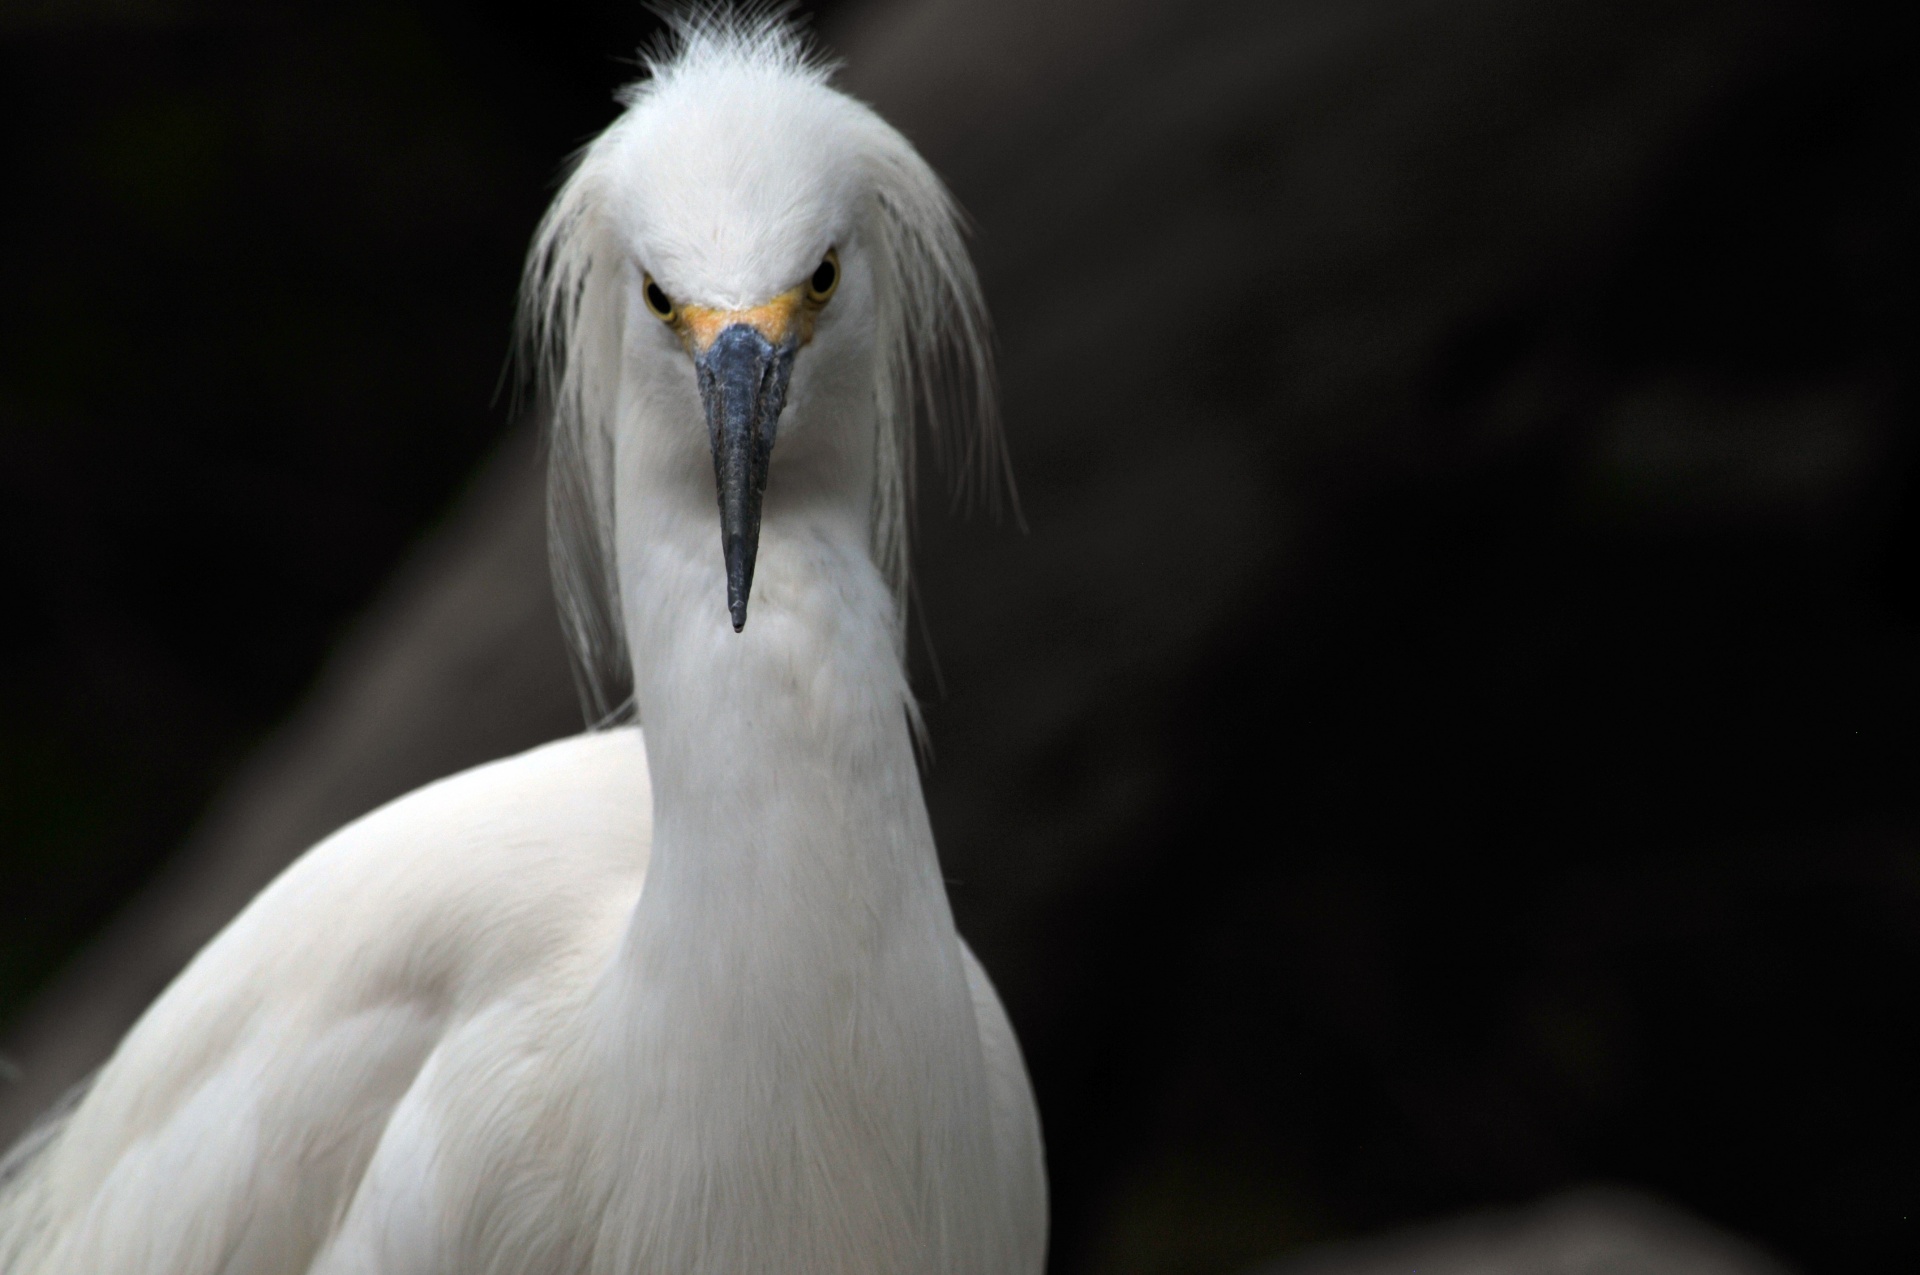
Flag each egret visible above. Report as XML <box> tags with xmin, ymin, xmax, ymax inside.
<box><xmin>0</xmin><ymin>14</ymin><xmax>1045</xmax><ymax>1273</ymax></box>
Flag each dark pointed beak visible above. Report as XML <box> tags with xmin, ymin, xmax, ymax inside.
<box><xmin>695</xmin><ymin>324</ymin><xmax>796</xmax><ymax>631</ymax></box>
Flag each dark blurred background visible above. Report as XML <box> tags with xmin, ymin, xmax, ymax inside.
<box><xmin>1</xmin><ymin>1</ymin><xmax>1914</xmax><ymax>1272</ymax></box>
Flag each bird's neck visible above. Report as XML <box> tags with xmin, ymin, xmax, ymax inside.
<box><xmin>615</xmin><ymin>488</ymin><xmax>960</xmax><ymax>1003</ymax></box>
<box><xmin>588</xmin><ymin>468</ymin><xmax>1000</xmax><ymax>1273</ymax></box>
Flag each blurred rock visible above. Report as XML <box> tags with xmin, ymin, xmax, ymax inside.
<box><xmin>1250</xmin><ymin>1188</ymin><xmax>1793</xmax><ymax>1275</ymax></box>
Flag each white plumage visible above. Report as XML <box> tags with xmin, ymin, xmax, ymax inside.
<box><xmin>0</xmin><ymin>14</ymin><xmax>1045</xmax><ymax>1273</ymax></box>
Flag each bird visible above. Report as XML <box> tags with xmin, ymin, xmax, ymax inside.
<box><xmin>0</xmin><ymin>13</ymin><xmax>1046</xmax><ymax>1274</ymax></box>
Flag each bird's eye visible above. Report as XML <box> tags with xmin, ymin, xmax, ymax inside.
<box><xmin>643</xmin><ymin>274</ymin><xmax>675</xmax><ymax>322</ymax></box>
<box><xmin>807</xmin><ymin>250</ymin><xmax>839</xmax><ymax>303</ymax></box>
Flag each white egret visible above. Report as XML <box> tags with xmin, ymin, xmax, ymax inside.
<box><xmin>0</xmin><ymin>14</ymin><xmax>1045</xmax><ymax>1273</ymax></box>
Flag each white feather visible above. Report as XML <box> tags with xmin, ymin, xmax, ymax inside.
<box><xmin>0</xmin><ymin>13</ymin><xmax>1043</xmax><ymax>1273</ymax></box>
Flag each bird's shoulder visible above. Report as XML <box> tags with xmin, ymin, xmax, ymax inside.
<box><xmin>210</xmin><ymin>725</ymin><xmax>652</xmax><ymax>1012</ymax></box>
<box><xmin>64</xmin><ymin>729</ymin><xmax>651</xmax><ymax>1181</ymax></box>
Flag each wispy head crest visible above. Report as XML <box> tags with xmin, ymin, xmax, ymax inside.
<box><xmin>624</xmin><ymin>3</ymin><xmax>835</xmax><ymax>105</ymax></box>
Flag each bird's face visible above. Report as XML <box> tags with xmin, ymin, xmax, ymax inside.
<box><xmin>606</xmin><ymin>70</ymin><xmax>880</xmax><ymax>632</ymax></box>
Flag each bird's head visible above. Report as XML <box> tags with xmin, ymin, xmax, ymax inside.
<box><xmin>601</xmin><ymin>55</ymin><xmax>878</xmax><ymax>637</ymax></box>
<box><xmin>521</xmin><ymin>14</ymin><xmax>1000</xmax><ymax>720</ymax></box>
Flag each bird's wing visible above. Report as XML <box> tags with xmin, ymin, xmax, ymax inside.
<box><xmin>961</xmin><ymin>942</ymin><xmax>1048</xmax><ymax>1274</ymax></box>
<box><xmin>0</xmin><ymin>729</ymin><xmax>650</xmax><ymax>1275</ymax></box>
